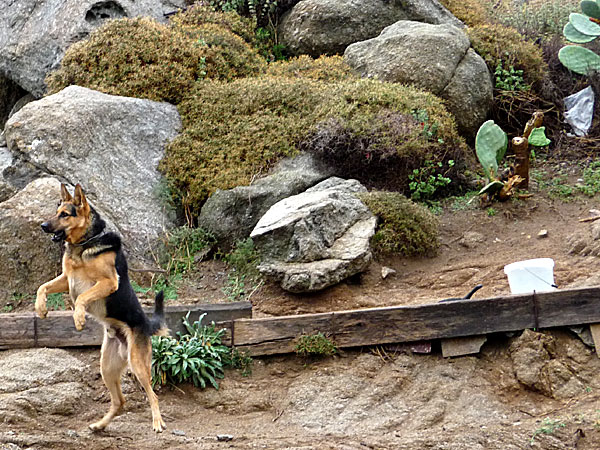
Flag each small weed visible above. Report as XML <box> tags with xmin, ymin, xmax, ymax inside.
<box><xmin>494</xmin><ymin>62</ymin><xmax>528</xmax><ymax>91</ymax></box>
<box><xmin>486</xmin><ymin>207</ymin><xmax>497</xmax><ymax>217</ymax></box>
<box><xmin>410</xmin><ymin>109</ymin><xmax>444</xmax><ymax>143</ymax></box>
<box><xmin>152</xmin><ymin>274</ymin><xmax>181</xmax><ymax>301</ymax></box>
<box><xmin>131</xmin><ymin>280</ymin><xmax>151</xmax><ymax>295</ymax></box>
<box><xmin>161</xmin><ymin>226</ymin><xmax>216</xmax><ymax>277</ymax></box>
<box><xmin>530</xmin><ymin>417</ymin><xmax>566</xmax><ymax>444</ymax></box>
<box><xmin>448</xmin><ymin>190</ymin><xmax>479</xmax><ymax>212</ymax></box>
<box><xmin>408</xmin><ymin>160</ymin><xmax>454</xmax><ymax>202</ymax></box>
<box><xmin>578</xmin><ymin>161</ymin><xmax>600</xmax><ymax>197</ymax></box>
<box><xmin>47</xmin><ymin>293</ymin><xmax>66</xmax><ymax>310</ymax></box>
<box><xmin>221</xmin><ymin>239</ymin><xmax>262</xmax><ymax>301</ymax></box>
<box><xmin>533</xmin><ymin>169</ymin><xmax>574</xmax><ymax>201</ymax></box>
<box><xmin>295</xmin><ymin>332</ymin><xmax>338</xmax><ymax>357</ymax></box>
<box><xmin>228</xmin><ymin>348</ymin><xmax>253</xmax><ymax>377</ymax></box>
<box><xmin>3</xmin><ymin>293</ymin><xmax>31</xmax><ymax>312</ymax></box>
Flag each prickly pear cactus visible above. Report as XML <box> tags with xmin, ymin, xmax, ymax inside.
<box><xmin>561</xmin><ymin>3</ymin><xmax>600</xmax><ymax>73</ymax></box>
<box><xmin>475</xmin><ymin>120</ymin><xmax>507</xmax><ymax>181</ymax></box>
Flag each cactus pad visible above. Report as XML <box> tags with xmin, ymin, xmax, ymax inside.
<box><xmin>564</xmin><ymin>22</ymin><xmax>597</xmax><ymax>43</ymax></box>
<box><xmin>559</xmin><ymin>45</ymin><xmax>600</xmax><ymax>74</ymax></box>
<box><xmin>570</xmin><ymin>12</ymin><xmax>600</xmax><ymax>36</ymax></box>
<box><xmin>475</xmin><ymin>120</ymin><xmax>507</xmax><ymax>181</ymax></box>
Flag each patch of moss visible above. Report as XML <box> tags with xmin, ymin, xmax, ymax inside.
<box><xmin>467</xmin><ymin>24</ymin><xmax>547</xmax><ymax>88</ymax></box>
<box><xmin>438</xmin><ymin>0</ymin><xmax>490</xmax><ymax>27</ymax></box>
<box><xmin>46</xmin><ymin>14</ymin><xmax>264</xmax><ymax>103</ymax></box>
<box><xmin>266</xmin><ymin>55</ymin><xmax>357</xmax><ymax>82</ymax></box>
<box><xmin>160</xmin><ymin>77</ymin><xmax>468</xmax><ymax>215</ymax></box>
<box><xmin>358</xmin><ymin>191</ymin><xmax>439</xmax><ymax>256</ymax></box>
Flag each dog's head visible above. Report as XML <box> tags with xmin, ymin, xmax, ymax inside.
<box><xmin>41</xmin><ymin>183</ymin><xmax>91</xmax><ymax>243</ymax></box>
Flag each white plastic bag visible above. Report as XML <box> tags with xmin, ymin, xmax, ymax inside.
<box><xmin>564</xmin><ymin>86</ymin><xmax>595</xmax><ymax>137</ymax></box>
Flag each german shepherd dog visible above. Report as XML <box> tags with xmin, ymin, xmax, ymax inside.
<box><xmin>35</xmin><ymin>183</ymin><xmax>167</xmax><ymax>432</ymax></box>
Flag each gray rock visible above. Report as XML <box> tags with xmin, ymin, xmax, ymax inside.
<box><xmin>0</xmin><ymin>0</ymin><xmax>187</xmax><ymax>97</ymax></box>
<box><xmin>251</xmin><ymin>177</ymin><xmax>376</xmax><ymax>292</ymax></box>
<box><xmin>0</xmin><ymin>145</ymin><xmax>16</xmax><ymax>202</ymax></box>
<box><xmin>344</xmin><ymin>21</ymin><xmax>493</xmax><ymax>137</ymax></box>
<box><xmin>279</xmin><ymin>0</ymin><xmax>462</xmax><ymax>57</ymax></box>
<box><xmin>198</xmin><ymin>154</ymin><xmax>331</xmax><ymax>250</ymax></box>
<box><xmin>4</xmin><ymin>86</ymin><xmax>181</xmax><ymax>255</ymax></box>
<box><xmin>0</xmin><ymin>349</ymin><xmax>89</xmax><ymax>423</ymax></box>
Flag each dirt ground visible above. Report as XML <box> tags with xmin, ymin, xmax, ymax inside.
<box><xmin>5</xmin><ymin>159</ymin><xmax>600</xmax><ymax>449</ymax></box>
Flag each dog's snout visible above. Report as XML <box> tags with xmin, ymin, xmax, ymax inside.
<box><xmin>41</xmin><ymin>222</ymin><xmax>51</xmax><ymax>233</ymax></box>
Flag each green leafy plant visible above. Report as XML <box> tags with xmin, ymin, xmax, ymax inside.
<box><xmin>486</xmin><ymin>207</ymin><xmax>497</xmax><ymax>217</ymax></box>
<box><xmin>528</xmin><ymin>127</ymin><xmax>551</xmax><ymax>147</ymax></box>
<box><xmin>559</xmin><ymin>2</ymin><xmax>600</xmax><ymax>74</ymax></box>
<box><xmin>578</xmin><ymin>161</ymin><xmax>600</xmax><ymax>196</ymax></box>
<box><xmin>295</xmin><ymin>332</ymin><xmax>338</xmax><ymax>357</ymax></box>
<box><xmin>161</xmin><ymin>226</ymin><xmax>216</xmax><ymax>276</ymax></box>
<box><xmin>228</xmin><ymin>348</ymin><xmax>253</xmax><ymax>376</ymax></box>
<box><xmin>411</xmin><ymin>109</ymin><xmax>444</xmax><ymax>143</ymax></box>
<box><xmin>221</xmin><ymin>238</ymin><xmax>263</xmax><ymax>301</ymax></box>
<box><xmin>47</xmin><ymin>293</ymin><xmax>66</xmax><ymax>310</ymax></box>
<box><xmin>151</xmin><ymin>313</ymin><xmax>230</xmax><ymax>389</ymax></box>
<box><xmin>494</xmin><ymin>62</ymin><xmax>528</xmax><ymax>91</ymax></box>
<box><xmin>152</xmin><ymin>274</ymin><xmax>181</xmax><ymax>301</ymax></box>
<box><xmin>408</xmin><ymin>160</ymin><xmax>454</xmax><ymax>202</ymax></box>
<box><xmin>530</xmin><ymin>417</ymin><xmax>566</xmax><ymax>444</ymax></box>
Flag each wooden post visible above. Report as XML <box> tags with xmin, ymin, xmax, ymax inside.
<box><xmin>589</xmin><ymin>324</ymin><xmax>600</xmax><ymax>358</ymax></box>
<box><xmin>513</xmin><ymin>136</ymin><xmax>529</xmax><ymax>189</ymax></box>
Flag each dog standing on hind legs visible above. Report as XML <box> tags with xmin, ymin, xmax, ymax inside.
<box><xmin>35</xmin><ymin>183</ymin><xmax>167</xmax><ymax>432</ymax></box>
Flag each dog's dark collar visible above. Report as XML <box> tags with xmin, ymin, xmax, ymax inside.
<box><xmin>71</xmin><ymin>230</ymin><xmax>107</xmax><ymax>247</ymax></box>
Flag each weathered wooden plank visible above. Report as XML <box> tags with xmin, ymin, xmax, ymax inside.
<box><xmin>589</xmin><ymin>324</ymin><xmax>600</xmax><ymax>358</ymax></box>
<box><xmin>233</xmin><ymin>287</ymin><xmax>600</xmax><ymax>356</ymax></box>
<box><xmin>0</xmin><ymin>302</ymin><xmax>251</xmax><ymax>349</ymax></box>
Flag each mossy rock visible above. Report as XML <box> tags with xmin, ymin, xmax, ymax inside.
<box><xmin>160</xmin><ymin>76</ymin><xmax>468</xmax><ymax>215</ymax></box>
<box><xmin>46</xmin><ymin>14</ymin><xmax>264</xmax><ymax>104</ymax></box>
<box><xmin>358</xmin><ymin>191</ymin><xmax>439</xmax><ymax>256</ymax></box>
<box><xmin>266</xmin><ymin>55</ymin><xmax>358</xmax><ymax>82</ymax></box>
<box><xmin>467</xmin><ymin>23</ymin><xmax>547</xmax><ymax>87</ymax></box>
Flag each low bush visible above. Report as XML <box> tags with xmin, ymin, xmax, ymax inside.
<box><xmin>266</xmin><ymin>55</ymin><xmax>357</xmax><ymax>82</ymax></box>
<box><xmin>160</xmin><ymin>77</ymin><xmax>468</xmax><ymax>215</ymax></box>
<box><xmin>152</xmin><ymin>313</ymin><xmax>231</xmax><ymax>389</ymax></box>
<box><xmin>438</xmin><ymin>0</ymin><xmax>489</xmax><ymax>27</ymax></box>
<box><xmin>295</xmin><ymin>333</ymin><xmax>338</xmax><ymax>357</ymax></box>
<box><xmin>46</xmin><ymin>13</ymin><xmax>265</xmax><ymax>103</ymax></box>
<box><xmin>467</xmin><ymin>24</ymin><xmax>547</xmax><ymax>89</ymax></box>
<box><xmin>358</xmin><ymin>191</ymin><xmax>439</xmax><ymax>256</ymax></box>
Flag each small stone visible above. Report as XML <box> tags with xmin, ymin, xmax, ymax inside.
<box><xmin>217</xmin><ymin>434</ymin><xmax>234</xmax><ymax>442</ymax></box>
<box><xmin>538</xmin><ymin>229</ymin><xmax>548</xmax><ymax>238</ymax></box>
<box><xmin>66</xmin><ymin>430</ymin><xmax>79</xmax><ymax>438</ymax></box>
<box><xmin>590</xmin><ymin>209</ymin><xmax>600</xmax><ymax>217</ymax></box>
<box><xmin>381</xmin><ymin>266</ymin><xmax>396</xmax><ymax>279</ymax></box>
<box><xmin>172</xmin><ymin>429</ymin><xmax>186</xmax><ymax>436</ymax></box>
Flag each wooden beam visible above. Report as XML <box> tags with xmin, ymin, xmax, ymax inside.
<box><xmin>0</xmin><ymin>302</ymin><xmax>251</xmax><ymax>350</ymax></box>
<box><xmin>233</xmin><ymin>287</ymin><xmax>600</xmax><ymax>355</ymax></box>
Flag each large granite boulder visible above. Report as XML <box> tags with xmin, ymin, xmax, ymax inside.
<box><xmin>4</xmin><ymin>86</ymin><xmax>181</xmax><ymax>254</ymax></box>
<box><xmin>251</xmin><ymin>178</ymin><xmax>376</xmax><ymax>293</ymax></box>
<box><xmin>0</xmin><ymin>145</ymin><xmax>16</xmax><ymax>202</ymax></box>
<box><xmin>198</xmin><ymin>154</ymin><xmax>332</xmax><ymax>250</ymax></box>
<box><xmin>278</xmin><ymin>0</ymin><xmax>462</xmax><ymax>57</ymax></box>
<box><xmin>344</xmin><ymin>21</ymin><xmax>492</xmax><ymax>137</ymax></box>
<box><xmin>0</xmin><ymin>0</ymin><xmax>186</xmax><ymax>97</ymax></box>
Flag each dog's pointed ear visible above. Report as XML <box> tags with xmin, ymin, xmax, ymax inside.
<box><xmin>60</xmin><ymin>183</ymin><xmax>73</xmax><ymax>202</ymax></box>
<box><xmin>73</xmin><ymin>184</ymin><xmax>88</xmax><ymax>208</ymax></box>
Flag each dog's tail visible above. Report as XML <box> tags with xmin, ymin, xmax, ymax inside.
<box><xmin>147</xmin><ymin>290</ymin><xmax>169</xmax><ymax>336</ymax></box>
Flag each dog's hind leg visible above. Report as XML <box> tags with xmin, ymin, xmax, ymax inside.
<box><xmin>89</xmin><ymin>328</ymin><xmax>127</xmax><ymax>432</ymax></box>
<box><xmin>129</xmin><ymin>331</ymin><xmax>165</xmax><ymax>433</ymax></box>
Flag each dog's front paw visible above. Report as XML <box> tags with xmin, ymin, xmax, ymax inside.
<box><xmin>73</xmin><ymin>307</ymin><xmax>86</xmax><ymax>331</ymax></box>
<box><xmin>35</xmin><ymin>291</ymin><xmax>48</xmax><ymax>319</ymax></box>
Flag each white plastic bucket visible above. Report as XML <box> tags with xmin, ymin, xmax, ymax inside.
<box><xmin>503</xmin><ymin>258</ymin><xmax>556</xmax><ymax>294</ymax></box>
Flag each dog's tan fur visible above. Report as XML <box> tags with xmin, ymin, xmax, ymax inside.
<box><xmin>35</xmin><ymin>184</ymin><xmax>166</xmax><ymax>432</ymax></box>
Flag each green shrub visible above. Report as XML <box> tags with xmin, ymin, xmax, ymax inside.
<box><xmin>46</xmin><ymin>14</ymin><xmax>265</xmax><ymax>103</ymax></box>
<box><xmin>160</xmin><ymin>226</ymin><xmax>216</xmax><ymax>276</ymax></box>
<box><xmin>295</xmin><ymin>333</ymin><xmax>338</xmax><ymax>357</ymax></box>
<box><xmin>151</xmin><ymin>313</ymin><xmax>230</xmax><ymax>388</ymax></box>
<box><xmin>438</xmin><ymin>0</ymin><xmax>489</xmax><ymax>27</ymax></box>
<box><xmin>221</xmin><ymin>238</ymin><xmax>262</xmax><ymax>301</ymax></box>
<box><xmin>160</xmin><ymin>77</ymin><xmax>468</xmax><ymax>214</ymax></box>
<box><xmin>169</xmin><ymin>3</ymin><xmax>257</xmax><ymax>45</ymax></box>
<box><xmin>358</xmin><ymin>191</ymin><xmax>439</xmax><ymax>256</ymax></box>
<box><xmin>46</xmin><ymin>17</ymin><xmax>207</xmax><ymax>104</ymax></box>
<box><xmin>266</xmin><ymin>55</ymin><xmax>357</xmax><ymax>82</ymax></box>
<box><xmin>467</xmin><ymin>24</ymin><xmax>547</xmax><ymax>89</ymax></box>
